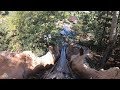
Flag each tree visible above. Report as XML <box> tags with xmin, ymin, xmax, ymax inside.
<box><xmin>98</xmin><ymin>11</ymin><xmax>119</xmax><ymax>69</ymax></box>
<box><xmin>109</xmin><ymin>11</ymin><xmax>119</xmax><ymax>41</ymax></box>
<box><xmin>1</xmin><ymin>11</ymin><xmax>76</xmax><ymax>55</ymax></box>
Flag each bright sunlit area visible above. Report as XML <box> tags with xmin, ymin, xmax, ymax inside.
<box><xmin>0</xmin><ymin>11</ymin><xmax>120</xmax><ymax>79</ymax></box>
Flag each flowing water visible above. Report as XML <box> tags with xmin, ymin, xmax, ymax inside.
<box><xmin>43</xmin><ymin>44</ymin><xmax>78</xmax><ymax>79</ymax></box>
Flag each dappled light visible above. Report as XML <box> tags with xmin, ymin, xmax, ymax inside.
<box><xmin>0</xmin><ymin>44</ymin><xmax>59</xmax><ymax>79</ymax></box>
<box><xmin>0</xmin><ymin>11</ymin><xmax>120</xmax><ymax>79</ymax></box>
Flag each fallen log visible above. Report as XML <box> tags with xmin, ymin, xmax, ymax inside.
<box><xmin>69</xmin><ymin>44</ymin><xmax>120</xmax><ymax>79</ymax></box>
<box><xmin>43</xmin><ymin>45</ymin><xmax>76</xmax><ymax>79</ymax></box>
<box><xmin>0</xmin><ymin>45</ymin><xmax>60</xmax><ymax>79</ymax></box>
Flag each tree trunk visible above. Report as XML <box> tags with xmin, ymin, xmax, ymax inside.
<box><xmin>109</xmin><ymin>11</ymin><xmax>119</xmax><ymax>41</ymax></box>
<box><xmin>98</xmin><ymin>11</ymin><xmax>119</xmax><ymax>69</ymax></box>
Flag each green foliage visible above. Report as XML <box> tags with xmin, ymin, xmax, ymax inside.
<box><xmin>0</xmin><ymin>11</ymin><xmax>75</xmax><ymax>55</ymax></box>
<box><xmin>0</xmin><ymin>11</ymin><xmax>119</xmax><ymax>56</ymax></box>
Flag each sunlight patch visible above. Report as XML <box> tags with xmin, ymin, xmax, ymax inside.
<box><xmin>1</xmin><ymin>73</ymin><xmax>8</xmax><ymax>79</ymax></box>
